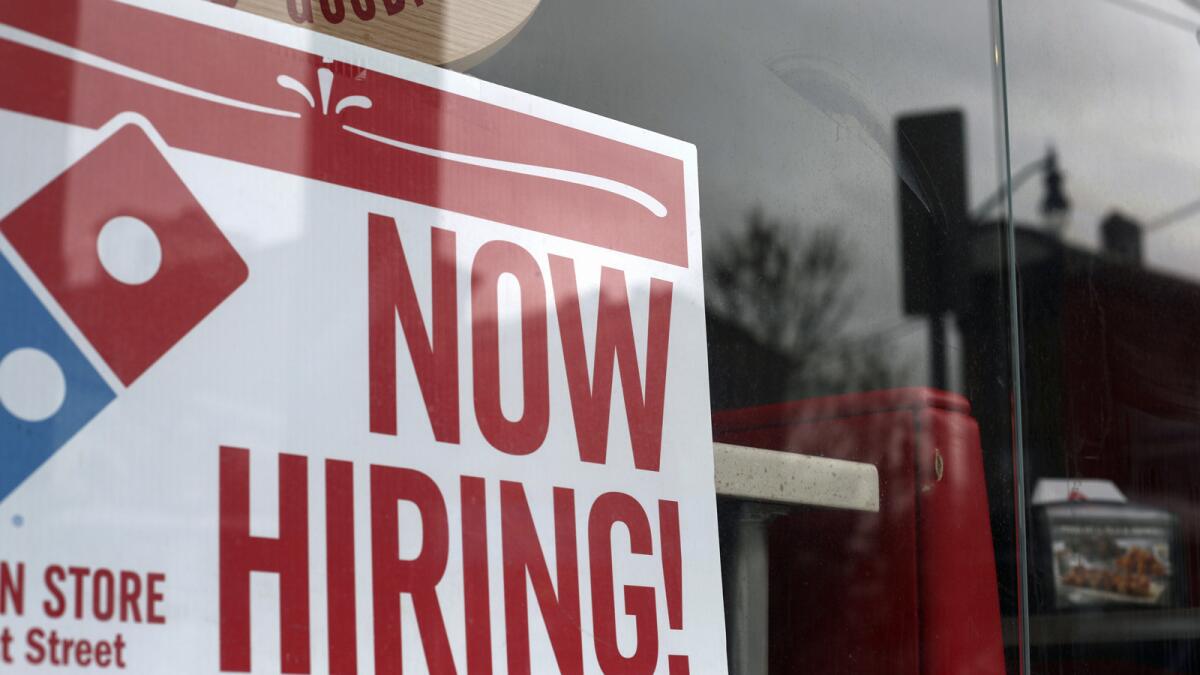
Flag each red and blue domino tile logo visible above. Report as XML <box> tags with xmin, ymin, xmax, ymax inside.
<box><xmin>0</xmin><ymin>121</ymin><xmax>248</xmax><ymax>503</ymax></box>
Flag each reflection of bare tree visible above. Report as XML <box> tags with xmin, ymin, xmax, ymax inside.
<box><xmin>707</xmin><ymin>208</ymin><xmax>909</xmax><ymax>400</ymax></box>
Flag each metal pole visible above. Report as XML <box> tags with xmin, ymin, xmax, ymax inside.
<box><xmin>726</xmin><ymin>502</ymin><xmax>786</xmax><ymax>675</ymax></box>
<box><xmin>929</xmin><ymin>311</ymin><xmax>948</xmax><ymax>390</ymax></box>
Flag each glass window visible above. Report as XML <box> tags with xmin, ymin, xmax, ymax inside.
<box><xmin>20</xmin><ymin>0</ymin><xmax>1200</xmax><ymax>673</ymax></box>
<box><xmin>1005</xmin><ymin>1</ymin><xmax>1200</xmax><ymax>672</ymax></box>
<box><xmin>474</xmin><ymin>1</ymin><xmax>1021</xmax><ymax>673</ymax></box>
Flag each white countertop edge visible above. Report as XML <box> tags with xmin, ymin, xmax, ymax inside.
<box><xmin>713</xmin><ymin>442</ymin><xmax>880</xmax><ymax>512</ymax></box>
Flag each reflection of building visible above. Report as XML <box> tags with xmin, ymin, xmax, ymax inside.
<box><xmin>960</xmin><ymin>222</ymin><xmax>1200</xmax><ymax>671</ymax></box>
<box><xmin>894</xmin><ymin>107</ymin><xmax>1200</xmax><ymax>670</ymax></box>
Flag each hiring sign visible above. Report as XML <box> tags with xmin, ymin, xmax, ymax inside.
<box><xmin>0</xmin><ymin>1</ymin><xmax>725</xmax><ymax>673</ymax></box>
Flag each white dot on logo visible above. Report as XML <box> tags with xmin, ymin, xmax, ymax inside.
<box><xmin>0</xmin><ymin>348</ymin><xmax>67</xmax><ymax>422</ymax></box>
<box><xmin>97</xmin><ymin>216</ymin><xmax>162</xmax><ymax>285</ymax></box>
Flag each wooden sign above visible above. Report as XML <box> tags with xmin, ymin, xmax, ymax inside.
<box><xmin>214</xmin><ymin>0</ymin><xmax>540</xmax><ymax>70</ymax></box>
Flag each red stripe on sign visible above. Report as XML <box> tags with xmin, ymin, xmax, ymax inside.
<box><xmin>0</xmin><ymin>1</ymin><xmax>689</xmax><ymax>267</ymax></box>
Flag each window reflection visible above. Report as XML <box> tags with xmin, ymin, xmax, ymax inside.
<box><xmin>1006</xmin><ymin>0</ymin><xmax>1200</xmax><ymax>672</ymax></box>
<box><xmin>475</xmin><ymin>0</ymin><xmax>1019</xmax><ymax>673</ymax></box>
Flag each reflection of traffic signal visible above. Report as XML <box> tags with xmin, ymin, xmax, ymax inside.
<box><xmin>896</xmin><ymin>110</ymin><xmax>967</xmax><ymax>317</ymax></box>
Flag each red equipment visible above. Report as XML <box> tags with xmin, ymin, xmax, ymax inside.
<box><xmin>713</xmin><ymin>388</ymin><xmax>1006</xmax><ymax>675</ymax></box>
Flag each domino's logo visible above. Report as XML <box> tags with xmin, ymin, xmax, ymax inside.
<box><xmin>0</xmin><ymin>120</ymin><xmax>248</xmax><ymax>503</ymax></box>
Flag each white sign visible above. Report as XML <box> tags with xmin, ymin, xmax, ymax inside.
<box><xmin>0</xmin><ymin>2</ymin><xmax>726</xmax><ymax>673</ymax></box>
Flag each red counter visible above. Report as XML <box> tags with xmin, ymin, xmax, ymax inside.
<box><xmin>713</xmin><ymin>388</ymin><xmax>1006</xmax><ymax>675</ymax></box>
